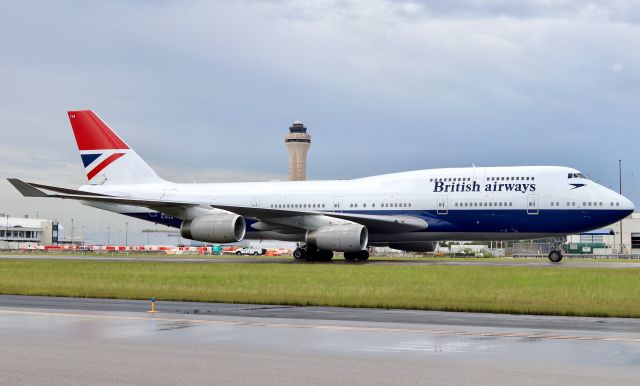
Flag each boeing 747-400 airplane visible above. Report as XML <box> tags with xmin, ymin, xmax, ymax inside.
<box><xmin>9</xmin><ymin>110</ymin><xmax>635</xmax><ymax>262</ymax></box>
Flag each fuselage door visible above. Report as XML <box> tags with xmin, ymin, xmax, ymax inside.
<box><xmin>333</xmin><ymin>196</ymin><xmax>343</xmax><ymax>212</ymax></box>
<box><xmin>527</xmin><ymin>194</ymin><xmax>539</xmax><ymax>215</ymax></box>
<box><xmin>437</xmin><ymin>195</ymin><xmax>448</xmax><ymax>215</ymax></box>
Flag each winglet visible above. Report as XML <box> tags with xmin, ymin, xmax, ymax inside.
<box><xmin>7</xmin><ymin>178</ymin><xmax>49</xmax><ymax>197</ymax></box>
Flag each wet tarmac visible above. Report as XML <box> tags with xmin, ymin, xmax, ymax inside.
<box><xmin>1</xmin><ymin>296</ymin><xmax>639</xmax><ymax>385</ymax></box>
<box><xmin>3</xmin><ymin>254</ymin><xmax>640</xmax><ymax>268</ymax></box>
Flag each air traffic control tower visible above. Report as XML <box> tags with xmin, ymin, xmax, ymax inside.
<box><xmin>285</xmin><ymin>121</ymin><xmax>311</xmax><ymax>181</ymax></box>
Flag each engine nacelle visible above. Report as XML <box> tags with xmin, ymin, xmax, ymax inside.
<box><xmin>388</xmin><ymin>242</ymin><xmax>436</xmax><ymax>252</ymax></box>
<box><xmin>306</xmin><ymin>224</ymin><xmax>368</xmax><ymax>252</ymax></box>
<box><xmin>180</xmin><ymin>214</ymin><xmax>246</xmax><ymax>243</ymax></box>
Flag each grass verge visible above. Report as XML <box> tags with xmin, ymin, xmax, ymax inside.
<box><xmin>1</xmin><ymin>259</ymin><xmax>640</xmax><ymax>317</ymax></box>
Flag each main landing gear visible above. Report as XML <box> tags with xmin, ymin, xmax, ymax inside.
<box><xmin>293</xmin><ymin>245</ymin><xmax>334</xmax><ymax>261</ymax></box>
<box><xmin>343</xmin><ymin>250</ymin><xmax>369</xmax><ymax>261</ymax></box>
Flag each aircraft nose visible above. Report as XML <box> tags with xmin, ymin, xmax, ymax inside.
<box><xmin>620</xmin><ymin>195</ymin><xmax>635</xmax><ymax>212</ymax></box>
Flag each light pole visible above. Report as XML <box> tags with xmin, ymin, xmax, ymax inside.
<box><xmin>71</xmin><ymin>218</ymin><xmax>74</xmax><ymax>248</ymax></box>
<box><xmin>125</xmin><ymin>222</ymin><xmax>129</xmax><ymax>247</ymax></box>
<box><xmin>619</xmin><ymin>160</ymin><xmax>624</xmax><ymax>254</ymax></box>
<box><xmin>107</xmin><ymin>226</ymin><xmax>111</xmax><ymax>246</ymax></box>
<box><xmin>5</xmin><ymin>214</ymin><xmax>9</xmax><ymax>248</ymax></box>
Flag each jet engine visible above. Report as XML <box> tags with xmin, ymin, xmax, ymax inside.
<box><xmin>306</xmin><ymin>224</ymin><xmax>368</xmax><ymax>252</ymax></box>
<box><xmin>180</xmin><ymin>213</ymin><xmax>246</xmax><ymax>243</ymax></box>
<box><xmin>388</xmin><ymin>242</ymin><xmax>436</xmax><ymax>252</ymax></box>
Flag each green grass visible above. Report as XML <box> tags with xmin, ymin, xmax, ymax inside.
<box><xmin>1</xmin><ymin>259</ymin><xmax>640</xmax><ymax>317</ymax></box>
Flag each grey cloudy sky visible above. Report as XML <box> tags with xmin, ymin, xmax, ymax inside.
<box><xmin>1</xmin><ymin>0</ymin><xmax>639</xmax><ymax>239</ymax></box>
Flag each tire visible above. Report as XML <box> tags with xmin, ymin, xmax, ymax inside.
<box><xmin>317</xmin><ymin>250</ymin><xmax>334</xmax><ymax>261</ymax></box>
<box><xmin>548</xmin><ymin>250</ymin><xmax>563</xmax><ymax>263</ymax></box>
<box><xmin>253</xmin><ymin>252</ymin><xmax>258</xmax><ymax>256</ymax></box>
<box><xmin>343</xmin><ymin>252</ymin><xmax>357</xmax><ymax>261</ymax></box>
<box><xmin>293</xmin><ymin>248</ymin><xmax>305</xmax><ymax>260</ymax></box>
<box><xmin>235</xmin><ymin>251</ymin><xmax>242</xmax><ymax>255</ymax></box>
<box><xmin>356</xmin><ymin>250</ymin><xmax>369</xmax><ymax>261</ymax></box>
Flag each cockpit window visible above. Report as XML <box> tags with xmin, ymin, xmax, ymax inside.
<box><xmin>568</xmin><ymin>173</ymin><xmax>587</xmax><ymax>179</ymax></box>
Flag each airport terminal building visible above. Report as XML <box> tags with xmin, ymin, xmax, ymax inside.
<box><xmin>0</xmin><ymin>217</ymin><xmax>58</xmax><ymax>249</ymax></box>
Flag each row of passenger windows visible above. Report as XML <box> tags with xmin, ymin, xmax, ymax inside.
<box><xmin>269</xmin><ymin>201</ymin><xmax>622</xmax><ymax>210</ymax></box>
<box><xmin>270</xmin><ymin>203</ymin><xmax>326</xmax><ymax>209</ymax></box>
<box><xmin>269</xmin><ymin>202</ymin><xmax>414</xmax><ymax>210</ymax></box>
<box><xmin>549</xmin><ymin>201</ymin><xmax>621</xmax><ymax>207</ymax></box>
<box><xmin>375</xmin><ymin>203</ymin><xmax>411</xmax><ymax>208</ymax></box>
<box><xmin>431</xmin><ymin>177</ymin><xmax>472</xmax><ymax>182</ymax></box>
<box><xmin>455</xmin><ymin>202</ymin><xmax>513</xmax><ymax>207</ymax></box>
<box><xmin>430</xmin><ymin>176</ymin><xmax>535</xmax><ymax>182</ymax></box>
<box><xmin>487</xmin><ymin>176</ymin><xmax>534</xmax><ymax>181</ymax></box>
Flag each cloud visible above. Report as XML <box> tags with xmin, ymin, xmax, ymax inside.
<box><xmin>609</xmin><ymin>63</ymin><xmax>625</xmax><ymax>73</ymax></box>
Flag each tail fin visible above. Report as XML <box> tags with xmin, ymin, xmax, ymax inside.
<box><xmin>68</xmin><ymin>110</ymin><xmax>163</xmax><ymax>185</ymax></box>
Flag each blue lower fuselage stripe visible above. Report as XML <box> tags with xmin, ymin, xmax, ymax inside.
<box><xmin>123</xmin><ymin>208</ymin><xmax>631</xmax><ymax>235</ymax></box>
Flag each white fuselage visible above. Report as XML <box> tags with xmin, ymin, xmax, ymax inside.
<box><xmin>81</xmin><ymin>165</ymin><xmax>634</xmax><ymax>243</ymax></box>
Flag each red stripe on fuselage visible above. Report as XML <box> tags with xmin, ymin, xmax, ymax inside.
<box><xmin>87</xmin><ymin>153</ymin><xmax>125</xmax><ymax>180</ymax></box>
<box><xmin>68</xmin><ymin>110</ymin><xmax>129</xmax><ymax>150</ymax></box>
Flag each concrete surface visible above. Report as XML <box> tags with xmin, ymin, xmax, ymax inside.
<box><xmin>1</xmin><ymin>295</ymin><xmax>639</xmax><ymax>385</ymax></box>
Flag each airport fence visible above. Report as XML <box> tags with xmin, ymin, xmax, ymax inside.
<box><xmin>512</xmin><ymin>242</ymin><xmax>640</xmax><ymax>259</ymax></box>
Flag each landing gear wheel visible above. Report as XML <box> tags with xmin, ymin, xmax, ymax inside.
<box><xmin>343</xmin><ymin>252</ymin><xmax>357</xmax><ymax>261</ymax></box>
<box><xmin>344</xmin><ymin>251</ymin><xmax>369</xmax><ymax>261</ymax></box>
<box><xmin>293</xmin><ymin>248</ymin><xmax>306</xmax><ymax>260</ymax></box>
<box><xmin>305</xmin><ymin>248</ymin><xmax>319</xmax><ymax>260</ymax></box>
<box><xmin>317</xmin><ymin>250</ymin><xmax>334</xmax><ymax>261</ymax></box>
<box><xmin>548</xmin><ymin>250</ymin><xmax>563</xmax><ymax>263</ymax></box>
<box><xmin>356</xmin><ymin>250</ymin><xmax>369</xmax><ymax>261</ymax></box>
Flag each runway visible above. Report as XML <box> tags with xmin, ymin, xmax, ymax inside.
<box><xmin>3</xmin><ymin>254</ymin><xmax>640</xmax><ymax>268</ymax></box>
<box><xmin>1</xmin><ymin>295</ymin><xmax>639</xmax><ymax>385</ymax></box>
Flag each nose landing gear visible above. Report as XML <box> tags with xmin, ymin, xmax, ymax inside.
<box><xmin>548</xmin><ymin>237</ymin><xmax>566</xmax><ymax>263</ymax></box>
<box><xmin>548</xmin><ymin>250</ymin><xmax>563</xmax><ymax>263</ymax></box>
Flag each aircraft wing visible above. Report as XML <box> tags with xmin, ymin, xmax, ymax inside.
<box><xmin>7</xmin><ymin>178</ymin><xmax>427</xmax><ymax>233</ymax></box>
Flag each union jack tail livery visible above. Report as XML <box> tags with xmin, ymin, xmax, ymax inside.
<box><xmin>68</xmin><ymin>110</ymin><xmax>163</xmax><ymax>185</ymax></box>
